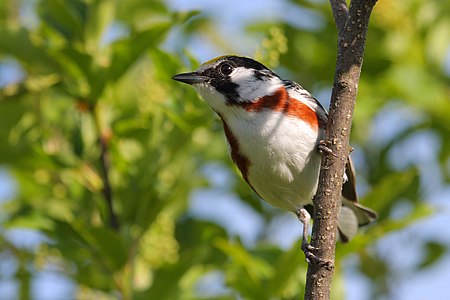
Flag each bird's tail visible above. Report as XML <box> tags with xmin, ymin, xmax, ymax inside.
<box><xmin>337</xmin><ymin>199</ymin><xmax>378</xmax><ymax>243</ymax></box>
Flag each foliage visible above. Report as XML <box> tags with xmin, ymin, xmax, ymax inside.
<box><xmin>0</xmin><ymin>0</ymin><xmax>449</xmax><ymax>299</ymax></box>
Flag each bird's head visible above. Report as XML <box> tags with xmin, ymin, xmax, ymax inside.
<box><xmin>172</xmin><ymin>55</ymin><xmax>284</xmax><ymax>112</ymax></box>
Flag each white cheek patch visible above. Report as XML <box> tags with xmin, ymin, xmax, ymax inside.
<box><xmin>231</xmin><ymin>67</ymin><xmax>282</xmax><ymax>102</ymax></box>
<box><xmin>231</xmin><ymin>67</ymin><xmax>255</xmax><ymax>82</ymax></box>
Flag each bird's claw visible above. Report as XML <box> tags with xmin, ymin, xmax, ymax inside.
<box><xmin>301</xmin><ymin>241</ymin><xmax>333</xmax><ymax>268</ymax></box>
<box><xmin>302</xmin><ymin>241</ymin><xmax>319</xmax><ymax>253</ymax></box>
<box><xmin>297</xmin><ymin>207</ymin><xmax>334</xmax><ymax>268</ymax></box>
<box><xmin>318</xmin><ymin>140</ymin><xmax>338</xmax><ymax>158</ymax></box>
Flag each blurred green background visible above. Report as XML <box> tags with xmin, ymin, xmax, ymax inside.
<box><xmin>0</xmin><ymin>0</ymin><xmax>449</xmax><ymax>299</ymax></box>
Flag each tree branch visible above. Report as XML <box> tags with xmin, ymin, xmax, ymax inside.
<box><xmin>329</xmin><ymin>0</ymin><xmax>349</xmax><ymax>31</ymax></box>
<box><xmin>304</xmin><ymin>1</ymin><xmax>377</xmax><ymax>299</ymax></box>
<box><xmin>93</xmin><ymin>105</ymin><xmax>119</xmax><ymax>231</ymax></box>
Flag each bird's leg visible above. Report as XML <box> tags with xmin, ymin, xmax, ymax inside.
<box><xmin>296</xmin><ymin>207</ymin><xmax>333</xmax><ymax>267</ymax></box>
<box><xmin>318</xmin><ymin>140</ymin><xmax>338</xmax><ymax>158</ymax></box>
<box><xmin>296</xmin><ymin>208</ymin><xmax>319</xmax><ymax>263</ymax></box>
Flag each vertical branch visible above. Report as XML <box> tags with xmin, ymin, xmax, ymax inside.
<box><xmin>304</xmin><ymin>1</ymin><xmax>377</xmax><ymax>299</ymax></box>
<box><xmin>93</xmin><ymin>104</ymin><xmax>119</xmax><ymax>230</ymax></box>
<box><xmin>329</xmin><ymin>0</ymin><xmax>349</xmax><ymax>31</ymax></box>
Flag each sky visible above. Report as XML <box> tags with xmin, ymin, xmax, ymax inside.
<box><xmin>0</xmin><ymin>0</ymin><xmax>449</xmax><ymax>299</ymax></box>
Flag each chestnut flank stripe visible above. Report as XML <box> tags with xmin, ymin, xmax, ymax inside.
<box><xmin>219</xmin><ymin>116</ymin><xmax>251</xmax><ymax>184</ymax></box>
<box><xmin>240</xmin><ymin>87</ymin><xmax>322</xmax><ymax>131</ymax></box>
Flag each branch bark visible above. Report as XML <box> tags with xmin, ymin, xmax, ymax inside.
<box><xmin>304</xmin><ymin>1</ymin><xmax>377</xmax><ymax>299</ymax></box>
<box><xmin>93</xmin><ymin>104</ymin><xmax>119</xmax><ymax>231</ymax></box>
<box><xmin>329</xmin><ymin>0</ymin><xmax>349</xmax><ymax>31</ymax></box>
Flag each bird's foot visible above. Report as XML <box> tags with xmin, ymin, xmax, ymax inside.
<box><xmin>318</xmin><ymin>140</ymin><xmax>338</xmax><ymax>158</ymax></box>
<box><xmin>301</xmin><ymin>239</ymin><xmax>320</xmax><ymax>263</ymax></box>
<box><xmin>296</xmin><ymin>207</ymin><xmax>334</xmax><ymax>268</ymax></box>
<box><xmin>301</xmin><ymin>240</ymin><xmax>333</xmax><ymax>268</ymax></box>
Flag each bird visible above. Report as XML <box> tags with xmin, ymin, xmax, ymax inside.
<box><xmin>172</xmin><ymin>55</ymin><xmax>377</xmax><ymax>261</ymax></box>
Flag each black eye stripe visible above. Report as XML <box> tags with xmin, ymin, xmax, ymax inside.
<box><xmin>216</xmin><ymin>81</ymin><xmax>240</xmax><ymax>104</ymax></box>
<box><xmin>196</xmin><ymin>55</ymin><xmax>278</xmax><ymax>104</ymax></box>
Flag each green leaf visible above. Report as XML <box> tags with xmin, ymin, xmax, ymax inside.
<box><xmin>38</xmin><ymin>0</ymin><xmax>87</xmax><ymax>42</ymax></box>
<box><xmin>3</xmin><ymin>212</ymin><xmax>53</xmax><ymax>230</ymax></box>
<box><xmin>266</xmin><ymin>241</ymin><xmax>306</xmax><ymax>297</ymax></box>
<box><xmin>86</xmin><ymin>227</ymin><xmax>129</xmax><ymax>271</ymax></box>
<box><xmin>0</xmin><ymin>28</ymin><xmax>59</xmax><ymax>71</ymax></box>
<box><xmin>48</xmin><ymin>220</ymin><xmax>128</xmax><ymax>272</ymax></box>
<box><xmin>418</xmin><ymin>241</ymin><xmax>447</xmax><ymax>269</ymax></box>
<box><xmin>361</xmin><ymin>168</ymin><xmax>420</xmax><ymax>215</ymax></box>
<box><xmin>337</xmin><ymin>203</ymin><xmax>434</xmax><ymax>257</ymax></box>
<box><xmin>84</xmin><ymin>0</ymin><xmax>116</xmax><ymax>51</ymax></box>
<box><xmin>106</xmin><ymin>22</ymin><xmax>171</xmax><ymax>84</ymax></box>
<box><xmin>214</xmin><ymin>238</ymin><xmax>274</xmax><ymax>283</ymax></box>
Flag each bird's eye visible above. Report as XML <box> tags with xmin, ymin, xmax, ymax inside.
<box><xmin>220</xmin><ymin>63</ymin><xmax>234</xmax><ymax>75</ymax></box>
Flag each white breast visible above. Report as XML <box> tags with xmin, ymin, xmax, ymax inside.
<box><xmin>224</xmin><ymin>107</ymin><xmax>323</xmax><ymax>212</ymax></box>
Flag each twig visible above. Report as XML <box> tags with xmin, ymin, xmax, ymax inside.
<box><xmin>304</xmin><ymin>1</ymin><xmax>377</xmax><ymax>299</ymax></box>
<box><xmin>93</xmin><ymin>104</ymin><xmax>119</xmax><ymax>230</ymax></box>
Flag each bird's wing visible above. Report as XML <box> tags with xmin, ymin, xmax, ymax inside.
<box><xmin>283</xmin><ymin>80</ymin><xmax>328</xmax><ymax>127</ymax></box>
<box><xmin>342</xmin><ymin>157</ymin><xmax>378</xmax><ymax>225</ymax></box>
<box><xmin>342</xmin><ymin>157</ymin><xmax>358</xmax><ymax>202</ymax></box>
<box><xmin>283</xmin><ymin>79</ymin><xmax>377</xmax><ymax>225</ymax></box>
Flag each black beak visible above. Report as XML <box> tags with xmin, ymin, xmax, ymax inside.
<box><xmin>172</xmin><ymin>72</ymin><xmax>208</xmax><ymax>85</ymax></box>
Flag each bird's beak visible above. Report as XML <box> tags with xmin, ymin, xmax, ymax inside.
<box><xmin>172</xmin><ymin>72</ymin><xmax>208</xmax><ymax>85</ymax></box>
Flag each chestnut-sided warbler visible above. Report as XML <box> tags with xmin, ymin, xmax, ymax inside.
<box><xmin>173</xmin><ymin>55</ymin><xmax>376</xmax><ymax>256</ymax></box>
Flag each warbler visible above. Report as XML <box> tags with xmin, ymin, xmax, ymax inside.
<box><xmin>172</xmin><ymin>55</ymin><xmax>376</xmax><ymax>257</ymax></box>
